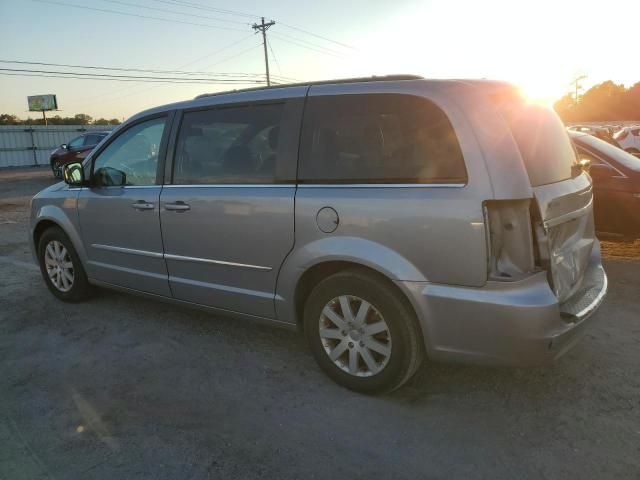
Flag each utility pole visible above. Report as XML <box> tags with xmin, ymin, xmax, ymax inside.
<box><xmin>252</xmin><ymin>17</ymin><xmax>275</xmax><ymax>86</ymax></box>
<box><xmin>571</xmin><ymin>74</ymin><xmax>587</xmax><ymax>106</ymax></box>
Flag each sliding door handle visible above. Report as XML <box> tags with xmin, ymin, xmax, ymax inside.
<box><xmin>131</xmin><ymin>201</ymin><xmax>155</xmax><ymax>210</ymax></box>
<box><xmin>164</xmin><ymin>201</ymin><xmax>190</xmax><ymax>212</ymax></box>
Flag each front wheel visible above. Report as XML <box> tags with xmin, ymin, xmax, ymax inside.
<box><xmin>304</xmin><ymin>269</ymin><xmax>424</xmax><ymax>394</ymax></box>
<box><xmin>37</xmin><ymin>227</ymin><xmax>92</xmax><ymax>302</ymax></box>
<box><xmin>51</xmin><ymin>158</ymin><xmax>63</xmax><ymax>178</ymax></box>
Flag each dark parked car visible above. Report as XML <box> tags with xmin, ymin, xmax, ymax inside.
<box><xmin>570</xmin><ymin>130</ymin><xmax>640</xmax><ymax>239</ymax></box>
<box><xmin>568</xmin><ymin>125</ymin><xmax>617</xmax><ymax>146</ymax></box>
<box><xmin>49</xmin><ymin>132</ymin><xmax>110</xmax><ymax>178</ymax></box>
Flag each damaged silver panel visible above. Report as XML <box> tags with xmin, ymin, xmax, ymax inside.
<box><xmin>533</xmin><ymin>172</ymin><xmax>596</xmax><ymax>302</ymax></box>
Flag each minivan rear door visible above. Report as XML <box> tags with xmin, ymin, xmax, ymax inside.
<box><xmin>159</xmin><ymin>93</ymin><xmax>304</xmax><ymax>318</ymax></box>
<box><xmin>497</xmin><ymin>99</ymin><xmax>596</xmax><ymax>302</ymax></box>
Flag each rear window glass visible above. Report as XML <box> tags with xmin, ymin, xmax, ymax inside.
<box><xmin>492</xmin><ymin>92</ymin><xmax>576</xmax><ymax>186</ymax></box>
<box><xmin>299</xmin><ymin>94</ymin><xmax>467</xmax><ymax>184</ymax></box>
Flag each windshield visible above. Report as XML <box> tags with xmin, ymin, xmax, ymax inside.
<box><xmin>577</xmin><ymin>134</ymin><xmax>640</xmax><ymax>172</ymax></box>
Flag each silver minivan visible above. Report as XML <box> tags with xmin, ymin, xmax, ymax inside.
<box><xmin>30</xmin><ymin>76</ymin><xmax>607</xmax><ymax>393</ymax></box>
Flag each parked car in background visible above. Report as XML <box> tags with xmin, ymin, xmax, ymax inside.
<box><xmin>613</xmin><ymin>126</ymin><xmax>640</xmax><ymax>156</ymax></box>
<box><xmin>568</xmin><ymin>125</ymin><xmax>617</xmax><ymax>145</ymax></box>
<box><xmin>570</xmin><ymin>130</ymin><xmax>640</xmax><ymax>239</ymax></box>
<box><xmin>30</xmin><ymin>77</ymin><xmax>607</xmax><ymax>393</ymax></box>
<box><xmin>49</xmin><ymin>132</ymin><xmax>109</xmax><ymax>178</ymax></box>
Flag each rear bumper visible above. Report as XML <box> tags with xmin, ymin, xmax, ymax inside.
<box><xmin>399</xmin><ymin>245</ymin><xmax>607</xmax><ymax>367</ymax></box>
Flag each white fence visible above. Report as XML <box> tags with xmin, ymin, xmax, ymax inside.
<box><xmin>0</xmin><ymin>125</ymin><xmax>117</xmax><ymax>168</ymax></box>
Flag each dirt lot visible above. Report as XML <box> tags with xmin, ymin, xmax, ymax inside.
<box><xmin>1</xmin><ymin>167</ymin><xmax>639</xmax><ymax>479</ymax></box>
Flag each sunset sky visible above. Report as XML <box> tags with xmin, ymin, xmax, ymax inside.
<box><xmin>0</xmin><ymin>0</ymin><xmax>638</xmax><ymax>120</ymax></box>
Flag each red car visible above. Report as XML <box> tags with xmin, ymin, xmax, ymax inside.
<box><xmin>50</xmin><ymin>132</ymin><xmax>110</xmax><ymax>178</ymax></box>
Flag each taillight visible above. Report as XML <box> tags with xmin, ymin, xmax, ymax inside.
<box><xmin>484</xmin><ymin>200</ymin><xmax>535</xmax><ymax>280</ymax></box>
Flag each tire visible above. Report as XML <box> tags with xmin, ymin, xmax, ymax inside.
<box><xmin>51</xmin><ymin>158</ymin><xmax>63</xmax><ymax>179</ymax></box>
<box><xmin>303</xmin><ymin>269</ymin><xmax>424</xmax><ymax>394</ymax></box>
<box><xmin>37</xmin><ymin>226</ymin><xmax>92</xmax><ymax>302</ymax></box>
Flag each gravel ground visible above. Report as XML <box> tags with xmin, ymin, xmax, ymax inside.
<box><xmin>1</xmin><ymin>167</ymin><xmax>639</xmax><ymax>480</ymax></box>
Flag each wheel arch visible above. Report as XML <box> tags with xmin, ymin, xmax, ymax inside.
<box><xmin>31</xmin><ymin>207</ymin><xmax>88</xmax><ymax>266</ymax></box>
<box><xmin>275</xmin><ymin>237</ymin><xmax>429</xmax><ymax>327</ymax></box>
<box><xmin>289</xmin><ymin>260</ymin><xmax>425</xmax><ymax>348</ymax></box>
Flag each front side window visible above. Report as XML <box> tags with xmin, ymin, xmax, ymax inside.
<box><xmin>298</xmin><ymin>94</ymin><xmax>467</xmax><ymax>184</ymax></box>
<box><xmin>68</xmin><ymin>136</ymin><xmax>84</xmax><ymax>149</ymax></box>
<box><xmin>83</xmin><ymin>134</ymin><xmax>103</xmax><ymax>146</ymax></box>
<box><xmin>92</xmin><ymin>117</ymin><xmax>166</xmax><ymax>186</ymax></box>
<box><xmin>173</xmin><ymin>103</ymin><xmax>284</xmax><ymax>184</ymax></box>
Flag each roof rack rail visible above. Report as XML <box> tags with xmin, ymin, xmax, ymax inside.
<box><xmin>194</xmin><ymin>74</ymin><xmax>424</xmax><ymax>99</ymax></box>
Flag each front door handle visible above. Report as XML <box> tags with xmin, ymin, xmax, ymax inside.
<box><xmin>164</xmin><ymin>201</ymin><xmax>190</xmax><ymax>212</ymax></box>
<box><xmin>131</xmin><ymin>200</ymin><xmax>155</xmax><ymax>210</ymax></box>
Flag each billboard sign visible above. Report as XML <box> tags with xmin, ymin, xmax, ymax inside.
<box><xmin>28</xmin><ymin>94</ymin><xmax>58</xmax><ymax>112</ymax></box>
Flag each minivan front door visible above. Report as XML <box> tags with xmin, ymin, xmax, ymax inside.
<box><xmin>160</xmin><ymin>96</ymin><xmax>303</xmax><ymax>318</ymax></box>
<box><xmin>78</xmin><ymin>115</ymin><xmax>172</xmax><ymax>296</ymax></box>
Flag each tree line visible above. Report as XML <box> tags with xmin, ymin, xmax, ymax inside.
<box><xmin>554</xmin><ymin>80</ymin><xmax>640</xmax><ymax>123</ymax></box>
<box><xmin>0</xmin><ymin>113</ymin><xmax>121</xmax><ymax>126</ymax></box>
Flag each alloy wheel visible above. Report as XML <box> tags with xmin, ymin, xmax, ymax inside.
<box><xmin>44</xmin><ymin>240</ymin><xmax>74</xmax><ymax>292</ymax></box>
<box><xmin>318</xmin><ymin>295</ymin><xmax>392</xmax><ymax>377</ymax></box>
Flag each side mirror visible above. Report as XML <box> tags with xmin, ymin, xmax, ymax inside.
<box><xmin>572</xmin><ymin>158</ymin><xmax>591</xmax><ymax>176</ymax></box>
<box><xmin>61</xmin><ymin>143</ymin><xmax>68</xmax><ymax>150</ymax></box>
<box><xmin>62</xmin><ymin>162</ymin><xmax>85</xmax><ymax>186</ymax></box>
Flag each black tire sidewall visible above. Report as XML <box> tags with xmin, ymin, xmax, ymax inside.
<box><xmin>51</xmin><ymin>159</ymin><xmax>62</xmax><ymax>178</ymax></box>
<box><xmin>37</xmin><ymin>227</ymin><xmax>90</xmax><ymax>302</ymax></box>
<box><xmin>304</xmin><ymin>271</ymin><xmax>420</xmax><ymax>394</ymax></box>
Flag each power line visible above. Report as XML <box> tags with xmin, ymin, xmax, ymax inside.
<box><xmin>278</xmin><ymin>22</ymin><xmax>357</xmax><ymax>51</ymax></box>
<box><xmin>270</xmin><ymin>34</ymin><xmax>345</xmax><ymax>59</ymax></box>
<box><xmin>200</xmin><ymin>43</ymin><xmax>264</xmax><ymax>71</ymax></box>
<box><xmin>0</xmin><ymin>59</ymin><xmax>284</xmax><ymax>79</ymax></box>
<box><xmin>149</xmin><ymin>0</ymin><xmax>260</xmax><ymax>19</ymax></box>
<box><xmin>267</xmin><ymin>38</ymin><xmax>282</xmax><ymax>76</ymax></box>
<box><xmin>0</xmin><ymin>68</ymin><xmax>264</xmax><ymax>83</ymax></box>
<box><xmin>101</xmin><ymin>0</ymin><xmax>249</xmax><ymax>26</ymax></box>
<box><xmin>32</xmin><ymin>0</ymin><xmax>248</xmax><ymax>32</ymax></box>
<box><xmin>65</xmin><ymin>33</ymin><xmax>259</xmax><ymax>105</ymax></box>
<box><xmin>0</xmin><ymin>72</ymin><xmax>263</xmax><ymax>85</ymax></box>
<box><xmin>149</xmin><ymin>0</ymin><xmax>355</xmax><ymax>50</ymax></box>
<box><xmin>270</xmin><ymin>31</ymin><xmax>347</xmax><ymax>57</ymax></box>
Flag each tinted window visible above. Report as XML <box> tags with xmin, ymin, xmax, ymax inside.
<box><xmin>83</xmin><ymin>134</ymin><xmax>103</xmax><ymax>146</ymax></box>
<box><xmin>93</xmin><ymin>117</ymin><xmax>166</xmax><ymax>186</ymax></box>
<box><xmin>68</xmin><ymin>136</ymin><xmax>84</xmax><ymax>149</ymax></box>
<box><xmin>299</xmin><ymin>94</ymin><xmax>467</xmax><ymax>184</ymax></box>
<box><xmin>173</xmin><ymin>103</ymin><xmax>284</xmax><ymax>184</ymax></box>
<box><xmin>492</xmin><ymin>90</ymin><xmax>576</xmax><ymax>186</ymax></box>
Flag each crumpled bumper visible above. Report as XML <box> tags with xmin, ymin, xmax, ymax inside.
<box><xmin>398</xmin><ymin>243</ymin><xmax>607</xmax><ymax>367</ymax></box>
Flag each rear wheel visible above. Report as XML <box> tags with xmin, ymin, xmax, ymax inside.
<box><xmin>304</xmin><ymin>269</ymin><xmax>423</xmax><ymax>394</ymax></box>
<box><xmin>37</xmin><ymin>227</ymin><xmax>92</xmax><ymax>302</ymax></box>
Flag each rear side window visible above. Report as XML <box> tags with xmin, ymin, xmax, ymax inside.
<box><xmin>299</xmin><ymin>94</ymin><xmax>467</xmax><ymax>184</ymax></box>
<box><xmin>173</xmin><ymin>103</ymin><xmax>284</xmax><ymax>184</ymax></box>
